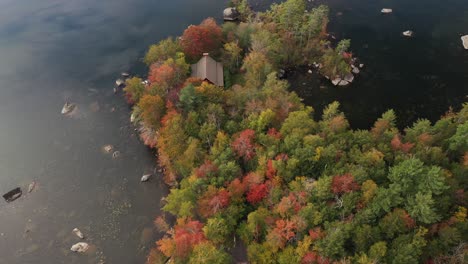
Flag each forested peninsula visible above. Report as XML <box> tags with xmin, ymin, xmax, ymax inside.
<box><xmin>121</xmin><ymin>0</ymin><xmax>467</xmax><ymax>263</ymax></box>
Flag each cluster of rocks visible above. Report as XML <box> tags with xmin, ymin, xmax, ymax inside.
<box><xmin>70</xmin><ymin>228</ymin><xmax>89</xmax><ymax>253</ymax></box>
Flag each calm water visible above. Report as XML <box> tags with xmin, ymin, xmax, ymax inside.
<box><xmin>0</xmin><ymin>0</ymin><xmax>226</xmax><ymax>263</ymax></box>
<box><xmin>0</xmin><ymin>0</ymin><xmax>466</xmax><ymax>263</ymax></box>
<box><xmin>288</xmin><ymin>0</ymin><xmax>468</xmax><ymax>128</ymax></box>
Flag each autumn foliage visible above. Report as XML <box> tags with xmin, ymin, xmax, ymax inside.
<box><xmin>180</xmin><ymin>18</ymin><xmax>222</xmax><ymax>61</ymax></box>
<box><xmin>129</xmin><ymin>1</ymin><xmax>467</xmax><ymax>263</ymax></box>
<box><xmin>232</xmin><ymin>129</ymin><xmax>257</xmax><ymax>161</ymax></box>
<box><xmin>157</xmin><ymin>219</ymin><xmax>206</xmax><ymax>260</ymax></box>
<box><xmin>331</xmin><ymin>173</ymin><xmax>360</xmax><ymax>195</ymax></box>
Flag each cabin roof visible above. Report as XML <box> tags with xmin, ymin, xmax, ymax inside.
<box><xmin>191</xmin><ymin>53</ymin><xmax>224</xmax><ymax>87</ymax></box>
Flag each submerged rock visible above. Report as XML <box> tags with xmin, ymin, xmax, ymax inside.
<box><xmin>112</xmin><ymin>151</ymin><xmax>121</xmax><ymax>159</ymax></box>
<box><xmin>3</xmin><ymin>187</ymin><xmax>22</xmax><ymax>202</ymax></box>
<box><xmin>102</xmin><ymin>145</ymin><xmax>114</xmax><ymax>153</ymax></box>
<box><xmin>141</xmin><ymin>174</ymin><xmax>152</xmax><ymax>182</ymax></box>
<box><xmin>461</xmin><ymin>35</ymin><xmax>468</xmax><ymax>49</ymax></box>
<box><xmin>73</xmin><ymin>228</ymin><xmax>84</xmax><ymax>239</ymax></box>
<box><xmin>61</xmin><ymin>102</ymin><xmax>76</xmax><ymax>115</ymax></box>
<box><xmin>121</xmin><ymin>72</ymin><xmax>130</xmax><ymax>78</ymax></box>
<box><xmin>381</xmin><ymin>8</ymin><xmax>392</xmax><ymax>14</ymax></box>
<box><xmin>70</xmin><ymin>242</ymin><xmax>89</xmax><ymax>253</ymax></box>
<box><xmin>402</xmin><ymin>30</ymin><xmax>413</xmax><ymax>37</ymax></box>
<box><xmin>27</xmin><ymin>181</ymin><xmax>36</xmax><ymax>193</ymax></box>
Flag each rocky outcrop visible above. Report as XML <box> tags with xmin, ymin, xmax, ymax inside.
<box><xmin>461</xmin><ymin>35</ymin><xmax>468</xmax><ymax>49</ymax></box>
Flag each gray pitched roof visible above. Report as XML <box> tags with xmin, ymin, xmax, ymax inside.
<box><xmin>191</xmin><ymin>54</ymin><xmax>224</xmax><ymax>87</ymax></box>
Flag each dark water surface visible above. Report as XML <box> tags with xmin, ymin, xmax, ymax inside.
<box><xmin>0</xmin><ymin>0</ymin><xmax>466</xmax><ymax>263</ymax></box>
<box><xmin>288</xmin><ymin>0</ymin><xmax>468</xmax><ymax>128</ymax></box>
<box><xmin>0</xmin><ymin>0</ymin><xmax>226</xmax><ymax>263</ymax></box>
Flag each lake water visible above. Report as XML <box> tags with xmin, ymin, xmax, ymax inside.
<box><xmin>0</xmin><ymin>0</ymin><xmax>226</xmax><ymax>263</ymax></box>
<box><xmin>0</xmin><ymin>0</ymin><xmax>466</xmax><ymax>263</ymax></box>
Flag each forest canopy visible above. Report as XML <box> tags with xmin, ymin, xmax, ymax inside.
<box><xmin>123</xmin><ymin>0</ymin><xmax>467</xmax><ymax>263</ymax></box>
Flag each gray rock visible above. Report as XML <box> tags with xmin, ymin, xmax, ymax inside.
<box><xmin>61</xmin><ymin>102</ymin><xmax>76</xmax><ymax>115</ymax></box>
<box><xmin>70</xmin><ymin>242</ymin><xmax>89</xmax><ymax>253</ymax></box>
<box><xmin>72</xmin><ymin>228</ymin><xmax>84</xmax><ymax>239</ymax></box>
<box><xmin>402</xmin><ymin>30</ymin><xmax>413</xmax><ymax>37</ymax></box>
<box><xmin>223</xmin><ymin>7</ymin><xmax>240</xmax><ymax>21</ymax></box>
<box><xmin>381</xmin><ymin>8</ymin><xmax>392</xmax><ymax>14</ymax></box>
<box><xmin>27</xmin><ymin>181</ymin><xmax>36</xmax><ymax>193</ymax></box>
<box><xmin>141</xmin><ymin>174</ymin><xmax>152</xmax><ymax>182</ymax></box>
<box><xmin>461</xmin><ymin>35</ymin><xmax>468</xmax><ymax>49</ymax></box>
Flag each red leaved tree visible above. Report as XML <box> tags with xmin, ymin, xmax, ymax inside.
<box><xmin>149</xmin><ymin>63</ymin><xmax>176</xmax><ymax>91</ymax></box>
<box><xmin>246</xmin><ymin>183</ymin><xmax>268</xmax><ymax>204</ymax></box>
<box><xmin>157</xmin><ymin>219</ymin><xmax>206</xmax><ymax>260</ymax></box>
<box><xmin>180</xmin><ymin>18</ymin><xmax>222</xmax><ymax>61</ymax></box>
<box><xmin>197</xmin><ymin>186</ymin><xmax>230</xmax><ymax>218</ymax></box>
<box><xmin>301</xmin><ymin>251</ymin><xmax>330</xmax><ymax>264</ymax></box>
<box><xmin>232</xmin><ymin>129</ymin><xmax>257</xmax><ymax>161</ymax></box>
<box><xmin>331</xmin><ymin>173</ymin><xmax>360</xmax><ymax>195</ymax></box>
<box><xmin>195</xmin><ymin>160</ymin><xmax>218</xmax><ymax>178</ymax></box>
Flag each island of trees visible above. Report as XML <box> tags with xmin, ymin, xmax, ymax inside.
<box><xmin>121</xmin><ymin>0</ymin><xmax>467</xmax><ymax>263</ymax></box>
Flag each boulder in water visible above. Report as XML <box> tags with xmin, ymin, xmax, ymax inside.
<box><xmin>331</xmin><ymin>78</ymin><xmax>341</xmax><ymax>86</ymax></box>
<box><xmin>344</xmin><ymin>73</ymin><xmax>354</xmax><ymax>83</ymax></box>
<box><xmin>61</xmin><ymin>102</ymin><xmax>76</xmax><ymax>115</ymax></box>
<box><xmin>27</xmin><ymin>181</ymin><xmax>36</xmax><ymax>193</ymax></box>
<box><xmin>381</xmin><ymin>8</ymin><xmax>392</xmax><ymax>14</ymax></box>
<box><xmin>141</xmin><ymin>174</ymin><xmax>152</xmax><ymax>182</ymax></box>
<box><xmin>461</xmin><ymin>35</ymin><xmax>468</xmax><ymax>50</ymax></box>
<box><xmin>72</xmin><ymin>228</ymin><xmax>84</xmax><ymax>239</ymax></box>
<box><xmin>402</xmin><ymin>30</ymin><xmax>413</xmax><ymax>37</ymax></box>
<box><xmin>351</xmin><ymin>65</ymin><xmax>360</xmax><ymax>74</ymax></box>
<box><xmin>3</xmin><ymin>187</ymin><xmax>22</xmax><ymax>202</ymax></box>
<box><xmin>70</xmin><ymin>242</ymin><xmax>89</xmax><ymax>253</ymax></box>
<box><xmin>223</xmin><ymin>7</ymin><xmax>240</xmax><ymax>21</ymax></box>
<box><xmin>121</xmin><ymin>72</ymin><xmax>130</xmax><ymax>77</ymax></box>
<box><xmin>102</xmin><ymin>145</ymin><xmax>114</xmax><ymax>153</ymax></box>
<box><xmin>115</xmin><ymin>79</ymin><xmax>125</xmax><ymax>87</ymax></box>
<box><xmin>112</xmin><ymin>151</ymin><xmax>121</xmax><ymax>159</ymax></box>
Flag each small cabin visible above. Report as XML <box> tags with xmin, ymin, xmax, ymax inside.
<box><xmin>191</xmin><ymin>53</ymin><xmax>224</xmax><ymax>87</ymax></box>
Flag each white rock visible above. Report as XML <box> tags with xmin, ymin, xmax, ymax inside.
<box><xmin>402</xmin><ymin>30</ymin><xmax>413</xmax><ymax>37</ymax></box>
<box><xmin>70</xmin><ymin>242</ymin><xmax>89</xmax><ymax>253</ymax></box>
<box><xmin>121</xmin><ymin>72</ymin><xmax>130</xmax><ymax>77</ymax></box>
<box><xmin>115</xmin><ymin>79</ymin><xmax>124</xmax><ymax>86</ymax></box>
<box><xmin>27</xmin><ymin>181</ymin><xmax>36</xmax><ymax>193</ymax></box>
<box><xmin>73</xmin><ymin>228</ymin><xmax>84</xmax><ymax>239</ymax></box>
<box><xmin>359</xmin><ymin>63</ymin><xmax>364</xmax><ymax>68</ymax></box>
<box><xmin>461</xmin><ymin>35</ymin><xmax>468</xmax><ymax>49</ymax></box>
<box><xmin>331</xmin><ymin>78</ymin><xmax>341</xmax><ymax>86</ymax></box>
<box><xmin>102</xmin><ymin>145</ymin><xmax>113</xmax><ymax>153</ymax></box>
<box><xmin>338</xmin><ymin>80</ymin><xmax>350</xmax><ymax>86</ymax></box>
<box><xmin>381</xmin><ymin>8</ymin><xmax>392</xmax><ymax>14</ymax></box>
<box><xmin>344</xmin><ymin>73</ymin><xmax>355</xmax><ymax>83</ymax></box>
<box><xmin>130</xmin><ymin>112</ymin><xmax>136</xmax><ymax>123</ymax></box>
<box><xmin>308</xmin><ymin>69</ymin><xmax>313</xmax><ymax>74</ymax></box>
<box><xmin>352</xmin><ymin>67</ymin><xmax>360</xmax><ymax>74</ymax></box>
<box><xmin>61</xmin><ymin>102</ymin><xmax>76</xmax><ymax>115</ymax></box>
<box><xmin>141</xmin><ymin>174</ymin><xmax>152</xmax><ymax>182</ymax></box>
